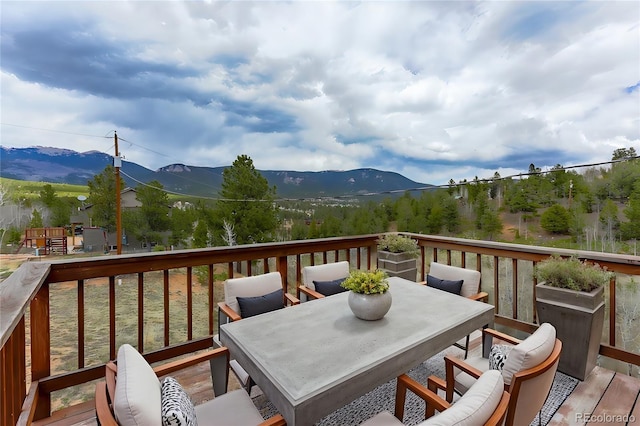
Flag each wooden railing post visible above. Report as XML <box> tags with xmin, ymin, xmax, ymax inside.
<box><xmin>0</xmin><ymin>318</ymin><xmax>26</xmax><ymax>425</ymax></box>
<box><xmin>609</xmin><ymin>276</ymin><xmax>616</xmax><ymax>347</ymax></box>
<box><xmin>30</xmin><ymin>284</ymin><xmax>51</xmax><ymax>420</ymax></box>
<box><xmin>277</xmin><ymin>255</ymin><xmax>289</xmax><ymax>290</ymax></box>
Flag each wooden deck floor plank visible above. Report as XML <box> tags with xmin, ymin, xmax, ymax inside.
<box><xmin>547</xmin><ymin>366</ymin><xmax>615</xmax><ymax>426</ymax></box>
<box><xmin>589</xmin><ymin>372</ymin><xmax>640</xmax><ymax>426</ymax></box>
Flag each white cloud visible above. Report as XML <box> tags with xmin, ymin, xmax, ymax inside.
<box><xmin>1</xmin><ymin>1</ymin><xmax>638</xmax><ymax>186</ymax></box>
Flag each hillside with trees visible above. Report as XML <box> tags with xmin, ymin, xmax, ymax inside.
<box><xmin>1</xmin><ymin>148</ymin><xmax>638</xmax><ymax>256</ymax></box>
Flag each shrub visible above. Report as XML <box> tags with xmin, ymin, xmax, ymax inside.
<box><xmin>535</xmin><ymin>255</ymin><xmax>613</xmax><ymax>292</ymax></box>
<box><xmin>341</xmin><ymin>269</ymin><xmax>389</xmax><ymax>294</ymax></box>
<box><xmin>377</xmin><ymin>234</ymin><xmax>420</xmax><ymax>258</ymax></box>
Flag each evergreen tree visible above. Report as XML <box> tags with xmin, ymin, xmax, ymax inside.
<box><xmin>540</xmin><ymin>204</ymin><xmax>570</xmax><ymax>234</ymax></box>
<box><xmin>137</xmin><ymin>181</ymin><xmax>171</xmax><ymax>232</ymax></box>
<box><xmin>621</xmin><ymin>182</ymin><xmax>640</xmax><ymax>240</ymax></box>
<box><xmin>480</xmin><ymin>209</ymin><xmax>503</xmax><ymax>241</ymax></box>
<box><xmin>30</xmin><ymin>209</ymin><xmax>44</xmax><ymax>228</ymax></box>
<box><xmin>87</xmin><ymin>165</ymin><xmax>118</xmax><ymax>232</ymax></box>
<box><xmin>169</xmin><ymin>206</ymin><xmax>195</xmax><ymax>248</ymax></box>
<box><xmin>217</xmin><ymin>155</ymin><xmax>278</xmax><ymax>245</ymax></box>
<box><xmin>39</xmin><ymin>184</ymin><xmax>57</xmax><ymax>208</ymax></box>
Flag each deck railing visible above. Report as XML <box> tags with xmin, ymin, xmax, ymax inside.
<box><xmin>1</xmin><ymin>233</ymin><xmax>639</xmax><ymax>425</ymax></box>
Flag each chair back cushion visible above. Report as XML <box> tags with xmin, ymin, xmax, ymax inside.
<box><xmin>426</xmin><ymin>275</ymin><xmax>464</xmax><ymax>295</ymax></box>
<box><xmin>428</xmin><ymin>263</ymin><xmax>481</xmax><ymax>298</ymax></box>
<box><xmin>421</xmin><ymin>370</ymin><xmax>504</xmax><ymax>425</ymax></box>
<box><xmin>302</xmin><ymin>261</ymin><xmax>350</xmax><ymax>291</ymax></box>
<box><xmin>313</xmin><ymin>278</ymin><xmax>348</xmax><ymax>296</ymax></box>
<box><xmin>501</xmin><ymin>323</ymin><xmax>556</xmax><ymax>386</ymax></box>
<box><xmin>224</xmin><ymin>272</ymin><xmax>283</xmax><ymax>314</ymax></box>
<box><xmin>236</xmin><ymin>288</ymin><xmax>284</xmax><ymax>318</ymax></box>
<box><xmin>113</xmin><ymin>344</ymin><xmax>161</xmax><ymax>426</ymax></box>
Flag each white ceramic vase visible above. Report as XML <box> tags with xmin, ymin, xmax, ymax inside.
<box><xmin>348</xmin><ymin>291</ymin><xmax>392</xmax><ymax>321</ymax></box>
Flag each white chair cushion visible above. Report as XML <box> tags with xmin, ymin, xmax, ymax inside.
<box><xmin>224</xmin><ymin>272</ymin><xmax>283</xmax><ymax>314</ymax></box>
<box><xmin>113</xmin><ymin>344</ymin><xmax>161</xmax><ymax>426</ymax></box>
<box><xmin>502</xmin><ymin>323</ymin><xmax>556</xmax><ymax>385</ymax></box>
<box><xmin>421</xmin><ymin>370</ymin><xmax>504</xmax><ymax>426</ymax></box>
<box><xmin>360</xmin><ymin>410</ymin><xmax>404</xmax><ymax>426</ymax></box>
<box><xmin>302</xmin><ymin>261</ymin><xmax>350</xmax><ymax>291</ymax></box>
<box><xmin>428</xmin><ymin>263</ymin><xmax>481</xmax><ymax>298</ymax></box>
<box><xmin>195</xmin><ymin>389</ymin><xmax>265</xmax><ymax>426</ymax></box>
<box><xmin>454</xmin><ymin>356</ymin><xmax>490</xmax><ymax>395</ymax></box>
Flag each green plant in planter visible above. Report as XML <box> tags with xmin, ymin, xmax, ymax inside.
<box><xmin>377</xmin><ymin>234</ymin><xmax>420</xmax><ymax>258</ymax></box>
<box><xmin>535</xmin><ymin>255</ymin><xmax>613</xmax><ymax>292</ymax></box>
<box><xmin>341</xmin><ymin>269</ymin><xmax>389</xmax><ymax>294</ymax></box>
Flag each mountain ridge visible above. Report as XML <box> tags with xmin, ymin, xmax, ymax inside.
<box><xmin>0</xmin><ymin>146</ymin><xmax>433</xmax><ymax>199</ymax></box>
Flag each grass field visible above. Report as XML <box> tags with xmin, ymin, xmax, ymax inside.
<box><xmin>0</xmin><ymin>177</ymin><xmax>89</xmax><ymax>201</ymax></box>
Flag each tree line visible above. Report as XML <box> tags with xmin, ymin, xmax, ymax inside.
<box><xmin>1</xmin><ymin>148</ymin><xmax>638</xmax><ymax>255</ymax></box>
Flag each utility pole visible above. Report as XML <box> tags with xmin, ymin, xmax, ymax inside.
<box><xmin>114</xmin><ymin>132</ymin><xmax>122</xmax><ymax>255</ymax></box>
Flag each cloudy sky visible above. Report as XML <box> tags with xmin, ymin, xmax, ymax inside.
<box><xmin>1</xmin><ymin>1</ymin><xmax>638</xmax><ymax>185</ymax></box>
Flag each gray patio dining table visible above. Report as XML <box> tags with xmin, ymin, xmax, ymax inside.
<box><xmin>218</xmin><ymin>276</ymin><xmax>495</xmax><ymax>426</ymax></box>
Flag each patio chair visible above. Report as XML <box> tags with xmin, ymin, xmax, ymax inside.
<box><xmin>434</xmin><ymin>323</ymin><xmax>562</xmax><ymax>426</ymax></box>
<box><xmin>298</xmin><ymin>260</ymin><xmax>350</xmax><ymax>302</ymax></box>
<box><xmin>361</xmin><ymin>370</ymin><xmax>510</xmax><ymax>426</ymax></box>
<box><xmin>94</xmin><ymin>343</ymin><xmax>285</xmax><ymax>426</ymax></box>
<box><xmin>217</xmin><ymin>271</ymin><xmax>299</xmax><ymax>392</ymax></box>
<box><xmin>423</xmin><ymin>262</ymin><xmax>488</xmax><ymax>358</ymax></box>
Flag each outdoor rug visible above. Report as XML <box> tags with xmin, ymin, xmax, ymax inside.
<box><xmin>253</xmin><ymin>350</ymin><xmax>579</xmax><ymax>426</ymax></box>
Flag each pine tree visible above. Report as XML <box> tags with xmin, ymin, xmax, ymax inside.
<box><xmin>217</xmin><ymin>155</ymin><xmax>278</xmax><ymax>244</ymax></box>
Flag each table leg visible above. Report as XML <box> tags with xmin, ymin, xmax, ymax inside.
<box><xmin>482</xmin><ymin>325</ymin><xmax>492</xmax><ymax>359</ymax></box>
<box><xmin>210</xmin><ymin>339</ymin><xmax>228</xmax><ymax>396</ymax></box>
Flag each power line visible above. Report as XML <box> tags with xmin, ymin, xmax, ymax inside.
<box><xmin>121</xmin><ymin>156</ymin><xmax>638</xmax><ymax>204</ymax></box>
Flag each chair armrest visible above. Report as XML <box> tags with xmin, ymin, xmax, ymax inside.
<box><xmin>259</xmin><ymin>414</ymin><xmax>287</xmax><ymax>426</ymax></box>
<box><xmin>467</xmin><ymin>291</ymin><xmax>489</xmax><ymax>303</ymax></box>
<box><xmin>285</xmin><ymin>292</ymin><xmax>300</xmax><ymax>305</ymax></box>
<box><xmin>95</xmin><ymin>381</ymin><xmax>119</xmax><ymax>426</ymax></box>
<box><xmin>298</xmin><ymin>285</ymin><xmax>326</xmax><ymax>300</ymax></box>
<box><xmin>395</xmin><ymin>374</ymin><xmax>450</xmax><ymax>422</ymax></box>
<box><xmin>444</xmin><ymin>355</ymin><xmax>483</xmax><ymax>402</ymax></box>
<box><xmin>154</xmin><ymin>347</ymin><xmax>230</xmax><ymax>377</ymax></box>
<box><xmin>483</xmin><ymin>328</ymin><xmax>521</xmax><ymax>345</ymax></box>
<box><xmin>218</xmin><ymin>302</ymin><xmax>242</xmax><ymax>322</ymax></box>
<box><xmin>427</xmin><ymin>375</ymin><xmax>446</xmax><ymax>393</ymax></box>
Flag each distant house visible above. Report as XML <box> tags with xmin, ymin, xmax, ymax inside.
<box><xmin>70</xmin><ymin>188</ymin><xmax>153</xmax><ymax>253</ymax></box>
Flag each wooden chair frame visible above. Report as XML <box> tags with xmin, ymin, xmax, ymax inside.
<box><xmin>95</xmin><ymin>347</ymin><xmax>286</xmax><ymax>426</ymax></box>
<box><xmin>394</xmin><ymin>373</ymin><xmax>510</xmax><ymax>426</ymax></box>
<box><xmin>428</xmin><ymin>328</ymin><xmax>562</xmax><ymax>426</ymax></box>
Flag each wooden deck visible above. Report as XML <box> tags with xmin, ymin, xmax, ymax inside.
<box><xmin>32</xmin><ymin>341</ymin><xmax>640</xmax><ymax>426</ymax></box>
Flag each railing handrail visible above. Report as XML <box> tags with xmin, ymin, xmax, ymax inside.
<box><xmin>0</xmin><ymin>262</ymin><xmax>50</xmax><ymax>348</ymax></box>
<box><xmin>404</xmin><ymin>232</ymin><xmax>640</xmax><ymax>273</ymax></box>
<box><xmin>2</xmin><ymin>233</ymin><xmax>640</xmax><ymax>348</ymax></box>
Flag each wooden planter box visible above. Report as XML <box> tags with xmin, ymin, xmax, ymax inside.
<box><xmin>535</xmin><ymin>283</ymin><xmax>604</xmax><ymax>381</ymax></box>
<box><xmin>378</xmin><ymin>251</ymin><xmax>417</xmax><ymax>281</ymax></box>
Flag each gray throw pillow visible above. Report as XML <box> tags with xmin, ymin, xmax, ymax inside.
<box><xmin>426</xmin><ymin>274</ymin><xmax>464</xmax><ymax>295</ymax></box>
<box><xmin>313</xmin><ymin>278</ymin><xmax>348</xmax><ymax>296</ymax></box>
<box><xmin>236</xmin><ymin>288</ymin><xmax>284</xmax><ymax>318</ymax></box>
